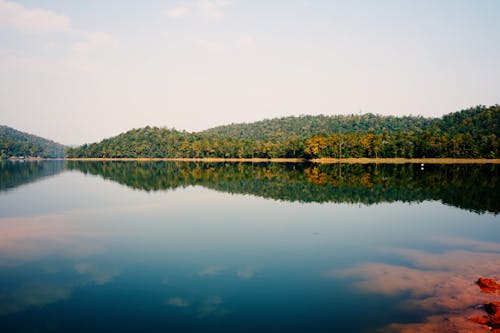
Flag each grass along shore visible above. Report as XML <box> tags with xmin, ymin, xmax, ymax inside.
<box><xmin>64</xmin><ymin>157</ymin><xmax>500</xmax><ymax>164</ymax></box>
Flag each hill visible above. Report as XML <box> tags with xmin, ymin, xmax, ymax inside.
<box><xmin>0</xmin><ymin>125</ymin><xmax>66</xmax><ymax>159</ymax></box>
<box><xmin>66</xmin><ymin>105</ymin><xmax>500</xmax><ymax>159</ymax></box>
<box><xmin>435</xmin><ymin>105</ymin><xmax>500</xmax><ymax>136</ymax></box>
<box><xmin>201</xmin><ymin>113</ymin><xmax>434</xmax><ymax>140</ymax></box>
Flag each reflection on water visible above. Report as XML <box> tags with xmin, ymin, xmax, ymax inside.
<box><xmin>335</xmin><ymin>237</ymin><xmax>500</xmax><ymax>332</ymax></box>
<box><xmin>336</xmin><ymin>240</ymin><xmax>500</xmax><ymax>332</ymax></box>
<box><xmin>65</xmin><ymin>161</ymin><xmax>500</xmax><ymax>214</ymax></box>
<box><xmin>0</xmin><ymin>161</ymin><xmax>499</xmax><ymax>332</ymax></box>
<box><xmin>3</xmin><ymin>161</ymin><xmax>498</xmax><ymax>213</ymax></box>
<box><xmin>0</xmin><ymin>160</ymin><xmax>65</xmax><ymax>192</ymax></box>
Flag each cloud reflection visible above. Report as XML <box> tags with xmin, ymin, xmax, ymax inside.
<box><xmin>0</xmin><ymin>261</ymin><xmax>120</xmax><ymax>317</ymax></box>
<box><xmin>0</xmin><ymin>282</ymin><xmax>73</xmax><ymax>316</ymax></box>
<box><xmin>74</xmin><ymin>262</ymin><xmax>120</xmax><ymax>285</ymax></box>
<box><xmin>237</xmin><ymin>266</ymin><xmax>257</xmax><ymax>280</ymax></box>
<box><xmin>0</xmin><ymin>214</ymin><xmax>103</xmax><ymax>265</ymax></box>
<box><xmin>333</xmin><ymin>238</ymin><xmax>500</xmax><ymax>332</ymax></box>
<box><xmin>198</xmin><ymin>265</ymin><xmax>224</xmax><ymax>276</ymax></box>
<box><xmin>197</xmin><ymin>296</ymin><xmax>228</xmax><ymax>318</ymax></box>
<box><xmin>166</xmin><ymin>297</ymin><xmax>190</xmax><ymax>308</ymax></box>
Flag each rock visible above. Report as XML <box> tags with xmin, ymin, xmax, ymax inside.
<box><xmin>476</xmin><ymin>277</ymin><xmax>500</xmax><ymax>294</ymax></box>
<box><xmin>470</xmin><ymin>279</ymin><xmax>500</xmax><ymax>330</ymax></box>
<box><xmin>469</xmin><ymin>316</ymin><xmax>489</xmax><ymax>325</ymax></box>
<box><xmin>485</xmin><ymin>302</ymin><xmax>500</xmax><ymax>316</ymax></box>
<box><xmin>471</xmin><ymin>302</ymin><xmax>500</xmax><ymax>330</ymax></box>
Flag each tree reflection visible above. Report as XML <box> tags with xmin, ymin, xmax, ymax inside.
<box><xmin>67</xmin><ymin>162</ymin><xmax>499</xmax><ymax>214</ymax></box>
<box><xmin>1</xmin><ymin>161</ymin><xmax>498</xmax><ymax>214</ymax></box>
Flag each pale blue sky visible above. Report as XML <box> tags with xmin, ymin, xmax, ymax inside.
<box><xmin>1</xmin><ymin>0</ymin><xmax>499</xmax><ymax>144</ymax></box>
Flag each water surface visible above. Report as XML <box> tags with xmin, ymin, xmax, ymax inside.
<box><xmin>0</xmin><ymin>161</ymin><xmax>499</xmax><ymax>332</ymax></box>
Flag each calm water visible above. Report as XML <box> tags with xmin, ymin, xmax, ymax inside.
<box><xmin>0</xmin><ymin>161</ymin><xmax>499</xmax><ymax>332</ymax></box>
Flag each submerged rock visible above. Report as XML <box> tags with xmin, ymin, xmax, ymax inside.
<box><xmin>470</xmin><ymin>278</ymin><xmax>500</xmax><ymax>332</ymax></box>
<box><xmin>476</xmin><ymin>277</ymin><xmax>500</xmax><ymax>294</ymax></box>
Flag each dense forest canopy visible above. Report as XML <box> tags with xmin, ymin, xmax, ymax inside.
<box><xmin>0</xmin><ymin>125</ymin><xmax>66</xmax><ymax>159</ymax></box>
<box><xmin>201</xmin><ymin>113</ymin><xmax>434</xmax><ymax>140</ymax></box>
<box><xmin>66</xmin><ymin>105</ymin><xmax>500</xmax><ymax>159</ymax></box>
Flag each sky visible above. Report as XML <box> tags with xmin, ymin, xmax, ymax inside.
<box><xmin>0</xmin><ymin>0</ymin><xmax>499</xmax><ymax>145</ymax></box>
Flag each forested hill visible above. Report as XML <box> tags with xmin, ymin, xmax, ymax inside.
<box><xmin>66</xmin><ymin>105</ymin><xmax>500</xmax><ymax>159</ymax></box>
<box><xmin>435</xmin><ymin>105</ymin><xmax>500</xmax><ymax>136</ymax></box>
<box><xmin>201</xmin><ymin>113</ymin><xmax>434</xmax><ymax>140</ymax></box>
<box><xmin>0</xmin><ymin>125</ymin><xmax>66</xmax><ymax>159</ymax></box>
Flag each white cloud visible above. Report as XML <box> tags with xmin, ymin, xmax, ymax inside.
<box><xmin>0</xmin><ymin>0</ymin><xmax>70</xmax><ymax>33</ymax></box>
<box><xmin>165</xmin><ymin>5</ymin><xmax>190</xmax><ymax>18</ymax></box>
<box><xmin>72</xmin><ymin>32</ymin><xmax>114</xmax><ymax>53</ymax></box>
<box><xmin>165</xmin><ymin>0</ymin><xmax>232</xmax><ymax>19</ymax></box>
<box><xmin>197</xmin><ymin>0</ymin><xmax>232</xmax><ymax>18</ymax></box>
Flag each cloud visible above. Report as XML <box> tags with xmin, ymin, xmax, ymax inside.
<box><xmin>380</xmin><ymin>312</ymin><xmax>491</xmax><ymax>333</ymax></box>
<box><xmin>164</xmin><ymin>0</ymin><xmax>232</xmax><ymax>21</ymax></box>
<box><xmin>0</xmin><ymin>0</ymin><xmax>70</xmax><ymax>33</ymax></box>
<box><xmin>0</xmin><ymin>214</ymin><xmax>103</xmax><ymax>265</ymax></box>
<box><xmin>237</xmin><ymin>266</ymin><xmax>257</xmax><ymax>279</ymax></box>
<box><xmin>197</xmin><ymin>296</ymin><xmax>228</xmax><ymax>318</ymax></box>
<box><xmin>333</xmin><ymin>241</ymin><xmax>500</xmax><ymax>332</ymax></box>
<box><xmin>197</xmin><ymin>0</ymin><xmax>232</xmax><ymax>17</ymax></box>
<box><xmin>72</xmin><ymin>32</ymin><xmax>114</xmax><ymax>53</ymax></box>
<box><xmin>430</xmin><ymin>236</ymin><xmax>500</xmax><ymax>253</ymax></box>
<box><xmin>385</xmin><ymin>248</ymin><xmax>500</xmax><ymax>273</ymax></box>
<box><xmin>165</xmin><ymin>5</ymin><xmax>190</xmax><ymax>18</ymax></box>
<box><xmin>198</xmin><ymin>265</ymin><xmax>224</xmax><ymax>276</ymax></box>
<box><xmin>0</xmin><ymin>0</ymin><xmax>114</xmax><ymax>65</ymax></box>
<box><xmin>166</xmin><ymin>297</ymin><xmax>190</xmax><ymax>308</ymax></box>
<box><xmin>74</xmin><ymin>262</ymin><xmax>120</xmax><ymax>285</ymax></box>
<box><xmin>0</xmin><ymin>261</ymin><xmax>121</xmax><ymax>316</ymax></box>
<box><xmin>0</xmin><ymin>282</ymin><xmax>73</xmax><ymax>316</ymax></box>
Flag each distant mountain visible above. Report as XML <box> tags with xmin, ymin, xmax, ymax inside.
<box><xmin>66</xmin><ymin>105</ymin><xmax>499</xmax><ymax>159</ymax></box>
<box><xmin>0</xmin><ymin>125</ymin><xmax>66</xmax><ymax>159</ymax></box>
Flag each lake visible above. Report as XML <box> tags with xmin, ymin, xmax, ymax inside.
<box><xmin>0</xmin><ymin>161</ymin><xmax>499</xmax><ymax>332</ymax></box>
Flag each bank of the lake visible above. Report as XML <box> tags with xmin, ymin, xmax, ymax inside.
<box><xmin>64</xmin><ymin>157</ymin><xmax>500</xmax><ymax>164</ymax></box>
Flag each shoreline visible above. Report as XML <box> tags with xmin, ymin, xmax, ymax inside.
<box><xmin>62</xmin><ymin>157</ymin><xmax>500</xmax><ymax>164</ymax></box>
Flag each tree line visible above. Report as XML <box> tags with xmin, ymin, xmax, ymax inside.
<box><xmin>66</xmin><ymin>105</ymin><xmax>499</xmax><ymax>159</ymax></box>
<box><xmin>0</xmin><ymin>125</ymin><xmax>66</xmax><ymax>159</ymax></box>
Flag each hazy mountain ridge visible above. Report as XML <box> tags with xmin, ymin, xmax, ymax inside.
<box><xmin>0</xmin><ymin>125</ymin><xmax>66</xmax><ymax>159</ymax></box>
